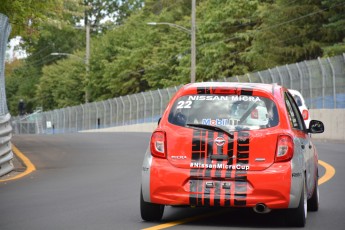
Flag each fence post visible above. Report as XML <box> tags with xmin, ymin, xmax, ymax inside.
<box><xmin>120</xmin><ymin>96</ymin><xmax>125</xmax><ymax>125</ymax></box>
<box><xmin>74</xmin><ymin>107</ymin><xmax>78</xmax><ymax>132</ymax></box>
<box><xmin>108</xmin><ymin>99</ymin><xmax>113</xmax><ymax>126</ymax></box>
<box><xmin>102</xmin><ymin>100</ymin><xmax>106</xmax><ymax>127</ymax></box>
<box><xmin>327</xmin><ymin>58</ymin><xmax>337</xmax><ymax>108</ymax></box>
<box><xmin>247</xmin><ymin>73</ymin><xmax>252</xmax><ymax>83</ymax></box>
<box><xmin>268</xmin><ymin>68</ymin><xmax>274</xmax><ymax>83</ymax></box>
<box><xmin>67</xmin><ymin>107</ymin><xmax>71</xmax><ymax>132</ymax></box>
<box><xmin>115</xmin><ymin>98</ymin><xmax>119</xmax><ymax>126</ymax></box>
<box><xmin>276</xmin><ymin>66</ymin><xmax>283</xmax><ymax>86</ymax></box>
<box><xmin>318</xmin><ymin>57</ymin><xmax>326</xmax><ymax>108</ymax></box>
<box><xmin>127</xmin><ymin>95</ymin><xmax>132</xmax><ymax>124</ymax></box>
<box><xmin>305</xmin><ymin>61</ymin><xmax>312</xmax><ymax>104</ymax></box>
<box><xmin>150</xmin><ymin>91</ymin><xmax>155</xmax><ymax>123</ymax></box>
<box><xmin>166</xmin><ymin>88</ymin><xmax>171</xmax><ymax>100</ymax></box>
<box><xmin>80</xmin><ymin>104</ymin><xmax>85</xmax><ymax>131</ymax></box>
<box><xmin>134</xmin><ymin>94</ymin><xmax>139</xmax><ymax>124</ymax></box>
<box><xmin>158</xmin><ymin>89</ymin><xmax>163</xmax><ymax>116</ymax></box>
<box><xmin>141</xmin><ymin>92</ymin><xmax>147</xmax><ymax>123</ymax></box>
<box><xmin>296</xmin><ymin>63</ymin><xmax>303</xmax><ymax>95</ymax></box>
<box><xmin>258</xmin><ymin>72</ymin><xmax>264</xmax><ymax>83</ymax></box>
<box><xmin>286</xmin><ymin>65</ymin><xmax>293</xmax><ymax>89</ymax></box>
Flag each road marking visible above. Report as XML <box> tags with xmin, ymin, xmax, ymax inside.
<box><xmin>318</xmin><ymin>160</ymin><xmax>335</xmax><ymax>185</ymax></box>
<box><xmin>0</xmin><ymin>144</ymin><xmax>36</xmax><ymax>182</ymax></box>
<box><xmin>143</xmin><ymin>160</ymin><xmax>336</xmax><ymax>230</ymax></box>
<box><xmin>142</xmin><ymin>209</ymin><xmax>228</xmax><ymax>230</ymax></box>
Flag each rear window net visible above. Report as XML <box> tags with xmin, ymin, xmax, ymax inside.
<box><xmin>168</xmin><ymin>94</ymin><xmax>279</xmax><ymax>131</ymax></box>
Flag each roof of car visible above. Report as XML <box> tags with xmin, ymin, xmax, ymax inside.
<box><xmin>288</xmin><ymin>89</ymin><xmax>303</xmax><ymax>96</ymax></box>
<box><xmin>182</xmin><ymin>82</ymin><xmax>282</xmax><ymax>95</ymax></box>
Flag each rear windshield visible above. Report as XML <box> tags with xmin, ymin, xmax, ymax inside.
<box><xmin>168</xmin><ymin>94</ymin><xmax>279</xmax><ymax>131</ymax></box>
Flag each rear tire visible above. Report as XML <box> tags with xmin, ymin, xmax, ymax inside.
<box><xmin>140</xmin><ymin>188</ymin><xmax>164</xmax><ymax>221</ymax></box>
<box><xmin>287</xmin><ymin>178</ymin><xmax>307</xmax><ymax>227</ymax></box>
<box><xmin>308</xmin><ymin>175</ymin><xmax>319</xmax><ymax>211</ymax></box>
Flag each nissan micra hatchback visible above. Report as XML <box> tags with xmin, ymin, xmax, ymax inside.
<box><xmin>141</xmin><ymin>82</ymin><xmax>324</xmax><ymax>227</ymax></box>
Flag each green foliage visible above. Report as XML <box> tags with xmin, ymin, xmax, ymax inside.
<box><xmin>0</xmin><ymin>0</ymin><xmax>63</xmax><ymax>39</ymax></box>
<box><xmin>242</xmin><ymin>0</ymin><xmax>326</xmax><ymax>71</ymax></box>
<box><xmin>5</xmin><ymin>62</ymin><xmax>40</xmax><ymax>115</ymax></box>
<box><xmin>321</xmin><ymin>0</ymin><xmax>345</xmax><ymax>55</ymax></box>
<box><xmin>197</xmin><ymin>0</ymin><xmax>259</xmax><ymax>79</ymax></box>
<box><xmin>37</xmin><ymin>57</ymin><xmax>85</xmax><ymax>110</ymax></box>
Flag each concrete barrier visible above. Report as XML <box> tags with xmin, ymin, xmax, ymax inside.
<box><xmin>81</xmin><ymin>109</ymin><xmax>345</xmax><ymax>142</ymax></box>
<box><xmin>310</xmin><ymin>109</ymin><xmax>345</xmax><ymax>141</ymax></box>
<box><xmin>81</xmin><ymin>122</ymin><xmax>158</xmax><ymax>133</ymax></box>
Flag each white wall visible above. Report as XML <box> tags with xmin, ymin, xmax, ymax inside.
<box><xmin>82</xmin><ymin>109</ymin><xmax>345</xmax><ymax>141</ymax></box>
<box><xmin>310</xmin><ymin>109</ymin><xmax>345</xmax><ymax>141</ymax></box>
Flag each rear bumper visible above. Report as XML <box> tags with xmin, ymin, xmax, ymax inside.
<box><xmin>144</xmin><ymin>159</ymin><xmax>294</xmax><ymax>209</ymax></box>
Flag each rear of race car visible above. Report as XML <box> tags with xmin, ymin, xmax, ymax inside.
<box><xmin>141</xmin><ymin>83</ymin><xmax>305</xmax><ymax>222</ymax></box>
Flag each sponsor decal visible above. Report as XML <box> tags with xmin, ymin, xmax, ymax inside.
<box><xmin>202</xmin><ymin>118</ymin><xmax>239</xmax><ymax>126</ymax></box>
<box><xmin>292</xmin><ymin>172</ymin><xmax>302</xmax><ymax>177</ymax></box>
<box><xmin>171</xmin><ymin>155</ymin><xmax>187</xmax><ymax>160</ymax></box>
<box><xmin>188</xmin><ymin>95</ymin><xmax>229</xmax><ymax>101</ymax></box>
<box><xmin>187</xmin><ymin>95</ymin><xmax>261</xmax><ymax>102</ymax></box>
<box><xmin>190</xmin><ymin>162</ymin><xmax>250</xmax><ymax>171</ymax></box>
<box><xmin>214</xmin><ymin>136</ymin><xmax>226</xmax><ymax>146</ymax></box>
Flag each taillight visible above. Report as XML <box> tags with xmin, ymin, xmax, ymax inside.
<box><xmin>150</xmin><ymin>131</ymin><xmax>167</xmax><ymax>158</ymax></box>
<box><xmin>275</xmin><ymin>135</ymin><xmax>294</xmax><ymax>162</ymax></box>
<box><xmin>302</xmin><ymin>110</ymin><xmax>309</xmax><ymax>120</ymax></box>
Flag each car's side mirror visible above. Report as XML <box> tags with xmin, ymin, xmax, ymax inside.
<box><xmin>308</xmin><ymin>120</ymin><xmax>324</xmax><ymax>134</ymax></box>
<box><xmin>157</xmin><ymin>118</ymin><xmax>161</xmax><ymax>125</ymax></box>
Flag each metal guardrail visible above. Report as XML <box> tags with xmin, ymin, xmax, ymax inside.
<box><xmin>0</xmin><ymin>114</ymin><xmax>14</xmax><ymax>176</ymax></box>
<box><xmin>0</xmin><ymin>13</ymin><xmax>14</xmax><ymax>176</ymax></box>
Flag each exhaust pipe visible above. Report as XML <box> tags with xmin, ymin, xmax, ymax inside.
<box><xmin>253</xmin><ymin>203</ymin><xmax>271</xmax><ymax>214</ymax></box>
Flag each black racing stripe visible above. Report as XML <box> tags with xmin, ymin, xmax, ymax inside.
<box><xmin>190</xmin><ymin>180</ymin><xmax>197</xmax><ymax>205</ymax></box>
<box><xmin>190</xmin><ymin>129</ymin><xmax>207</xmax><ymax>205</ymax></box>
<box><xmin>224</xmin><ymin>186</ymin><xmax>231</xmax><ymax>206</ymax></box>
<box><xmin>204</xmin><ymin>187</ymin><xmax>210</xmax><ymax>206</ymax></box>
<box><xmin>241</xmin><ymin>89</ymin><xmax>253</xmax><ymax>96</ymax></box>
<box><xmin>226</xmin><ymin>136</ymin><xmax>234</xmax><ymax>179</ymax></box>
<box><xmin>234</xmin><ymin>131</ymin><xmax>250</xmax><ymax>206</ymax></box>
<box><xmin>234</xmin><ymin>199</ymin><xmax>246</xmax><ymax>206</ymax></box>
<box><xmin>237</xmin><ymin>153</ymin><xmax>249</xmax><ymax>159</ymax></box>
<box><xmin>197</xmin><ymin>87</ymin><xmax>212</xmax><ymax>94</ymax></box>
<box><xmin>237</xmin><ymin>145</ymin><xmax>249</xmax><ymax>152</ymax></box>
<box><xmin>214</xmin><ymin>181</ymin><xmax>221</xmax><ymax>206</ymax></box>
<box><xmin>197</xmin><ymin>179</ymin><xmax>203</xmax><ymax>205</ymax></box>
<box><xmin>205</xmin><ymin>131</ymin><xmax>213</xmax><ymax>178</ymax></box>
<box><xmin>235</xmin><ymin>170</ymin><xmax>247</xmax><ymax>180</ymax></box>
<box><xmin>215</xmin><ymin>133</ymin><xmax>224</xmax><ymax>178</ymax></box>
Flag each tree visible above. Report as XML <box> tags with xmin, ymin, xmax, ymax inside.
<box><xmin>83</xmin><ymin>0</ymin><xmax>144</xmax><ymax>33</ymax></box>
<box><xmin>5</xmin><ymin>61</ymin><xmax>41</xmax><ymax>115</ymax></box>
<box><xmin>320</xmin><ymin>0</ymin><xmax>345</xmax><ymax>56</ymax></box>
<box><xmin>197</xmin><ymin>0</ymin><xmax>259</xmax><ymax>79</ymax></box>
<box><xmin>0</xmin><ymin>0</ymin><xmax>80</xmax><ymax>41</ymax></box>
<box><xmin>36</xmin><ymin>57</ymin><xmax>85</xmax><ymax>110</ymax></box>
<box><xmin>242</xmin><ymin>0</ymin><xmax>326</xmax><ymax>71</ymax></box>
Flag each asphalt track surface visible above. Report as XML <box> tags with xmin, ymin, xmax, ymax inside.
<box><xmin>0</xmin><ymin>133</ymin><xmax>343</xmax><ymax>230</ymax></box>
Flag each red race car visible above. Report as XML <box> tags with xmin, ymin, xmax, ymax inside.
<box><xmin>141</xmin><ymin>82</ymin><xmax>324</xmax><ymax>227</ymax></box>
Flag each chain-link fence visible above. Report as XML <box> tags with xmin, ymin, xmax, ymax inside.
<box><xmin>0</xmin><ymin>13</ymin><xmax>14</xmax><ymax>177</ymax></box>
<box><xmin>11</xmin><ymin>53</ymin><xmax>345</xmax><ymax>135</ymax></box>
